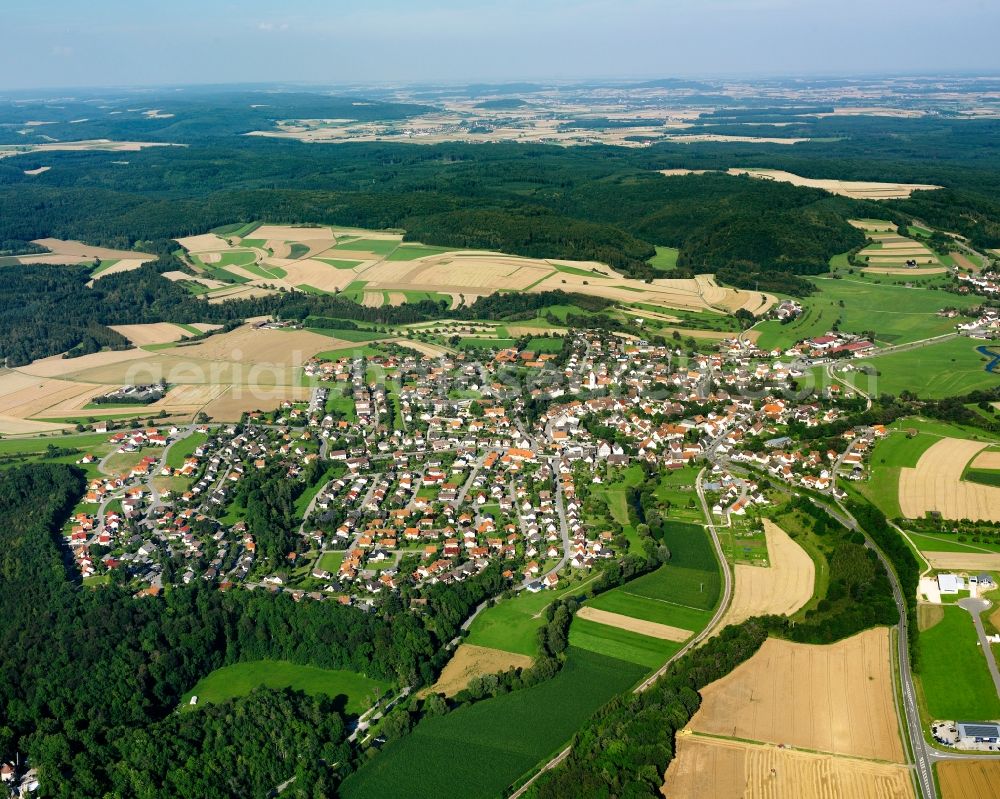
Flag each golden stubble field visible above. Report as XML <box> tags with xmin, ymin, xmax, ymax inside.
<box><xmin>688</xmin><ymin>628</ymin><xmax>904</xmax><ymax>762</ymax></box>
<box><xmin>422</xmin><ymin>644</ymin><xmax>535</xmax><ymax>698</ymax></box>
<box><xmin>0</xmin><ymin>325</ymin><xmax>360</xmax><ymax>428</ymax></box>
<box><xmin>663</xmin><ymin>735</ymin><xmax>914</xmax><ymax>799</ymax></box>
<box><xmin>727</xmin><ymin>168</ymin><xmax>940</xmax><ymax>199</ymax></box>
<box><xmin>575</xmin><ymin>607</ymin><xmax>692</xmax><ymax>642</ymax></box>
<box><xmin>937</xmin><ymin>761</ymin><xmax>1000</xmax><ymax>799</ymax></box>
<box><xmin>899</xmin><ymin>437</ymin><xmax>1000</xmax><ymax>522</ymax></box>
<box><xmin>718</xmin><ymin>520</ymin><xmax>815</xmax><ymax>630</ymax></box>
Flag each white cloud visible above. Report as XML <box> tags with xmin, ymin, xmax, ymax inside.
<box><xmin>256</xmin><ymin>21</ymin><xmax>289</xmax><ymax>32</ymax></box>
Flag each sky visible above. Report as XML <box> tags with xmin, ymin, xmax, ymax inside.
<box><xmin>3</xmin><ymin>0</ymin><xmax>999</xmax><ymax>90</ymax></box>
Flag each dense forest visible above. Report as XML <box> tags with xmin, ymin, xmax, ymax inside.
<box><xmin>0</xmin><ymin>463</ymin><xmax>505</xmax><ymax>797</ymax></box>
<box><xmin>4</xmin><ymin>109</ymin><xmax>998</xmax><ymax>304</ymax></box>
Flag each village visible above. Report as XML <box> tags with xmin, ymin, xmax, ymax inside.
<box><xmin>57</xmin><ymin>328</ymin><xmax>887</xmax><ymax>610</ymax></box>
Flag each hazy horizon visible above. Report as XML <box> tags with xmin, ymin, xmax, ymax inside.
<box><xmin>4</xmin><ymin>0</ymin><xmax>999</xmax><ymax>91</ymax></box>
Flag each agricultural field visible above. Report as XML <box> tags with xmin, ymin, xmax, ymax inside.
<box><xmin>0</xmin><ymin>324</ymin><xmax>363</xmax><ymax>427</ymax></box>
<box><xmin>175</xmin><ymin>223</ymin><xmax>772</xmax><ymax>315</ymax></box>
<box><xmin>856</xmin><ymin>227</ymin><xmax>945</xmax><ymax>274</ymax></box>
<box><xmin>568</xmin><ymin>520</ymin><xmax>720</xmax><ymax>667</ymax></box>
<box><xmin>718</xmin><ymin>520</ymin><xmax>815</xmax><ymax>629</ymax></box>
<box><xmin>689</xmin><ymin>628</ymin><xmax>905</xmax><ymax>762</ymax></box>
<box><xmin>641</xmin><ymin>520</ymin><xmax>722</xmax><ymax>610</ymax></box>
<box><xmin>567</xmin><ymin>617</ymin><xmax>682</xmax><ymax>669</ymax></box>
<box><xmin>728</xmin><ymin>169</ymin><xmax>940</xmax><ymax>200</ymax></box>
<box><xmin>839</xmin><ymin>337</ymin><xmax>999</xmax><ymax>400</ymax></box>
<box><xmin>857</xmin><ymin>417</ymin><xmax>994</xmax><ymax>518</ymax></box>
<box><xmin>898</xmin><ymin>437</ymin><xmax>1000</xmax><ymax>522</ymax></box>
<box><xmin>664</xmin><ymin>735</ymin><xmax>914</xmax><ymax>799</ymax></box>
<box><xmin>339</xmin><ymin>648</ymin><xmax>645</xmax><ymax>799</ymax></box>
<box><xmin>754</xmin><ymin>272</ymin><xmax>980</xmax><ymax>353</ymax></box>
<box><xmin>937</xmin><ymin>760</ymin><xmax>1000</xmax><ymax>799</ymax></box>
<box><xmin>179</xmin><ymin>660</ymin><xmax>388</xmax><ymax>716</ymax></box>
<box><xmin>917</xmin><ymin>606</ymin><xmax>1000</xmax><ymax>721</ymax></box>
<box><xmin>424</xmin><ymin>644</ymin><xmax>534</xmax><ymax>697</ymax></box>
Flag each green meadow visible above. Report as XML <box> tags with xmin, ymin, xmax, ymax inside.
<box><xmin>918</xmin><ymin>607</ymin><xmax>1000</xmax><ymax>721</ymax></box>
<box><xmin>181</xmin><ymin>660</ymin><xmax>388</xmax><ymax>716</ymax></box>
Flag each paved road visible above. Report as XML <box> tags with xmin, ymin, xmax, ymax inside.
<box><xmin>824</xmin><ymin>497</ymin><xmax>938</xmax><ymax>798</ymax></box>
<box><xmin>958</xmin><ymin>598</ymin><xmax>1000</xmax><ymax>701</ymax></box>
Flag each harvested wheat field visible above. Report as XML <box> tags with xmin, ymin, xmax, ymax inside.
<box><xmin>387</xmin><ymin>338</ymin><xmax>452</xmax><ymax>358</ymax></box>
<box><xmin>971</xmin><ymin>449</ymin><xmax>1000</xmax><ymax>470</ymax></box>
<box><xmin>162</xmin><ymin>271</ymin><xmax>227</xmax><ymax>289</ymax></box>
<box><xmin>690</xmin><ymin>628</ymin><xmax>904</xmax><ymax>762</ymax></box>
<box><xmin>16</xmin><ymin>348</ymin><xmax>151</xmax><ymax>378</ymax></box>
<box><xmin>423</xmin><ymin>644</ymin><xmax>534</xmax><ymax>697</ymax></box>
<box><xmin>205</xmin><ymin>285</ymin><xmax>278</xmax><ymax>303</ymax></box>
<box><xmin>576</xmin><ymin>607</ymin><xmax>692</xmax><ymax>642</ymax></box>
<box><xmin>718</xmin><ymin>521</ymin><xmax>814</xmax><ymax>630</ymax></box>
<box><xmin>165</xmin><ymin>326</ymin><xmax>344</xmax><ymax>367</ymax></box>
<box><xmin>32</xmin><ymin>238</ymin><xmax>155</xmax><ymax>262</ymax></box>
<box><xmin>937</xmin><ymin>760</ymin><xmax>1000</xmax><ymax>799</ymax></box>
<box><xmin>662</xmin><ymin>734</ymin><xmax>914</xmax><ymax>799</ymax></box>
<box><xmin>201</xmin><ymin>385</ymin><xmax>311</xmax><ymax>419</ymax></box>
<box><xmin>921</xmin><ymin>552</ymin><xmax>1000</xmax><ymax>571</ymax></box>
<box><xmin>362</xmin><ymin>291</ymin><xmax>384</xmax><ymax>308</ymax></box>
<box><xmin>109</xmin><ymin>323</ymin><xmax>191</xmax><ymax>346</ymax></box>
<box><xmin>0</xmin><ymin>415</ymin><xmax>69</xmax><ymax>435</ymax></box>
<box><xmin>850</xmin><ymin>220</ymin><xmax>899</xmax><ymax>233</ymax></box>
<box><xmin>728</xmin><ymin>168</ymin><xmax>939</xmax><ymax>199</ymax></box>
<box><xmin>175</xmin><ymin>233</ymin><xmax>232</xmax><ymax>253</ymax></box>
<box><xmin>90</xmin><ymin>259</ymin><xmax>151</xmax><ymax>280</ymax></box>
<box><xmin>277</xmin><ymin>260</ymin><xmax>362</xmax><ymax>292</ymax></box>
<box><xmin>864</xmin><ymin>266</ymin><xmax>947</xmax><ymax>275</ymax></box>
<box><xmin>899</xmin><ymin>437</ymin><xmax>1000</xmax><ymax>522</ymax></box>
<box><xmin>251</xmin><ymin>224</ymin><xmax>335</xmax><ymax>241</ymax></box>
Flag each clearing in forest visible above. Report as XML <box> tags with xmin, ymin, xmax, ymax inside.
<box><xmin>729</xmin><ymin>168</ymin><xmax>940</xmax><ymax>199</ymax></box>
